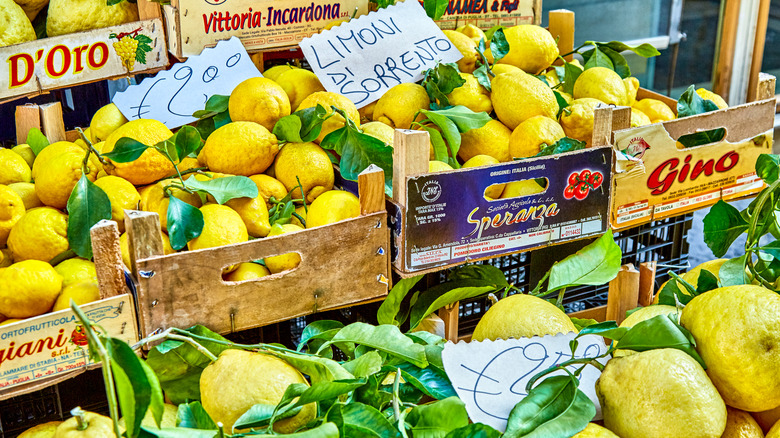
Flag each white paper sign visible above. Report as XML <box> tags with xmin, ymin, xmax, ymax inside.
<box><xmin>299</xmin><ymin>0</ymin><xmax>463</xmax><ymax>108</ymax></box>
<box><xmin>112</xmin><ymin>37</ymin><xmax>261</xmax><ymax>129</ymax></box>
<box><xmin>442</xmin><ymin>334</ymin><xmax>610</xmax><ymax>432</ymax></box>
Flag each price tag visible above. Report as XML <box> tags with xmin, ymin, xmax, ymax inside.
<box><xmin>112</xmin><ymin>37</ymin><xmax>260</xmax><ymax>129</ymax></box>
<box><xmin>299</xmin><ymin>0</ymin><xmax>462</xmax><ymax>108</ymax></box>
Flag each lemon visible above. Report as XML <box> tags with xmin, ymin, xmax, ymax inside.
<box><xmin>8</xmin><ymin>207</ymin><xmax>68</xmax><ymax>262</ymax></box>
<box><xmin>31</xmin><ymin>141</ymin><xmax>82</xmax><ymax>179</ymax></box>
<box><xmin>188</xmin><ymin>204</ymin><xmax>248</xmax><ymax>252</ymax></box>
<box><xmin>498</xmin><ymin>25</ymin><xmax>559</xmax><ymax>74</ymax></box>
<box><xmin>0</xmin><ymin>184</ymin><xmax>25</xmax><ymax>247</ymax></box>
<box><xmin>264</xmin><ymin>224</ymin><xmax>303</xmax><ymax>274</ymax></box>
<box><xmin>224</xmin><ymin>262</ymin><xmax>270</xmax><ymax>282</ymax></box>
<box><xmin>52</xmin><ymin>280</ymin><xmax>100</xmax><ymax>311</ymax></box>
<box><xmin>54</xmin><ymin>258</ymin><xmax>96</xmax><ymax>287</ymax></box>
<box><xmin>297</xmin><ymin>91</ymin><xmax>360</xmax><ymax>143</ymax></box>
<box><xmin>632</xmin><ymin>98</ymin><xmax>675</xmax><ymax>123</ymax></box>
<box><xmin>274</xmin><ymin>68</ymin><xmax>326</xmax><ymax>110</ymax></box>
<box><xmin>121</xmin><ymin>403</ymin><xmax>179</xmax><ymax>433</ymax></box>
<box><xmin>54</xmin><ymin>411</ymin><xmax>116</xmax><ymax>438</ymax></box>
<box><xmin>0</xmin><ymin>0</ymin><xmax>35</xmax><ymax>47</ymax></box>
<box><xmin>373</xmin><ymin>83</ymin><xmax>430</xmax><ymax>129</ymax></box>
<box><xmin>94</xmin><ymin>175</ymin><xmax>140</xmax><ymax>232</ymax></box>
<box><xmin>248</xmin><ymin>174</ymin><xmax>288</xmax><ymax>208</ymax></box>
<box><xmin>200</xmin><ymin>349</ymin><xmax>316</xmax><ymax>433</ymax></box>
<box><xmin>455</xmin><ymin>23</ymin><xmax>487</xmax><ymax>45</ymax></box>
<box><xmin>263</xmin><ymin>64</ymin><xmax>298</xmax><ymax>82</ymax></box>
<box><xmin>769</xmin><ymin>423</ymin><xmax>780</xmax><ymax>438</ymax></box>
<box><xmin>458</xmin><ymin>119</ymin><xmax>511</xmax><ymax>162</ymax></box>
<box><xmin>174</xmin><ymin>156</ymin><xmax>202</xmax><ymax>177</ymax></box>
<box><xmin>490</xmin><ymin>64</ymin><xmax>522</xmax><ymax>81</ymax></box>
<box><xmin>509</xmin><ymin>115</ymin><xmax>565</xmax><ymax>159</ymax></box>
<box><xmin>573</xmin><ymin>67</ymin><xmax>628</xmax><ymax>106</ymax></box>
<box><xmin>654</xmin><ymin>259</ymin><xmax>727</xmax><ymax>304</ymax></box>
<box><xmin>543</xmin><ymin>69</ymin><xmax>561</xmax><ymax>88</ymax></box>
<box><xmin>558</xmin><ymin>91</ymin><xmax>574</xmax><ymax>104</ymax></box>
<box><xmin>90</xmin><ymin>103</ymin><xmax>128</xmax><ymax>141</ymax></box>
<box><xmin>447</xmin><ymin>73</ymin><xmax>492</xmax><ymax>113</ymax></box>
<box><xmin>0</xmin><ymin>318</ymin><xmax>21</xmax><ymax>326</ymax></box>
<box><xmin>358</xmin><ymin>101</ymin><xmax>377</xmax><ymax>123</ymax></box>
<box><xmin>693</xmin><ymin>88</ymin><xmax>728</xmax><ymax>109</ymax></box>
<box><xmin>0</xmin><ymin>249</ymin><xmax>13</xmax><ymax>267</ymax></box>
<box><xmin>139</xmin><ymin>179</ymin><xmax>202</xmax><ymax>232</ymax></box>
<box><xmin>227</xmin><ymin>77</ymin><xmax>291</xmax><ymax>131</ymax></box>
<box><xmin>273</xmin><ymin>142</ymin><xmax>334</xmax><ymax>203</ymax></box>
<box><xmin>119</xmin><ymin>231</ymin><xmax>174</xmax><ymax>269</ymax></box>
<box><xmin>226</xmin><ymin>191</ymin><xmax>271</xmax><ymax>238</ymax></box>
<box><xmin>35</xmin><ymin>149</ymin><xmax>99</xmax><ymax>209</ymax></box>
<box><xmin>103</xmin><ymin>119</ymin><xmax>174</xmax><ymax>186</ymax></box>
<box><xmin>596</xmin><ymin>348</ymin><xmax>727</xmax><ymax>438</ymax></box>
<box><xmin>0</xmin><ymin>148</ymin><xmax>32</xmax><ymax>184</ymax></box>
<box><xmin>322</xmin><ymin>17</ymin><xmax>349</xmax><ymax>30</ymax></box>
<box><xmin>491</xmin><ymin>70</ymin><xmax>558</xmax><ymax>130</ymax></box>
<box><xmin>11</xmin><ymin>144</ymin><xmax>35</xmax><ymax>168</ymax></box>
<box><xmin>18</xmin><ymin>421</ymin><xmax>63</xmax><ymax>438</ymax></box>
<box><xmin>73</xmin><ymin>127</ymin><xmax>93</xmax><ymax>148</ymax></box>
<box><xmin>681</xmin><ymin>285</ymin><xmax>780</xmax><ymax>412</ymax></box>
<box><xmin>630</xmin><ymin>108</ymin><xmax>652</xmax><ymax>127</ymax></box>
<box><xmin>0</xmin><ymin>260</ymin><xmax>62</xmax><ymax>318</ymax></box>
<box><xmin>429</xmin><ymin>161</ymin><xmax>453</xmax><ymax>172</ymax></box>
<box><xmin>442</xmin><ymin>30</ymin><xmax>478</xmax><ymax>73</ymax></box>
<box><xmin>201</xmin><ymin>122</ymin><xmax>279</xmax><ymax>176</ymax></box>
<box><xmin>572</xmin><ymin>423</ymin><xmax>619</xmax><ymax>438</ymax></box>
<box><xmin>9</xmin><ymin>182</ymin><xmax>42</xmax><ymax>209</ymax></box>
<box><xmin>463</xmin><ymin>155</ymin><xmax>503</xmax><ymax>198</ymax></box>
<box><xmin>721</xmin><ymin>407</ymin><xmax>764</xmax><ymax>438</ymax></box>
<box><xmin>754</xmin><ymin>406</ymin><xmax>780</xmax><ymax>433</ymax></box>
<box><xmin>472</xmin><ymin>293</ymin><xmax>575</xmax><ymax>341</ymax></box>
<box><xmin>361</xmin><ymin>121</ymin><xmax>394</xmax><ymax>146</ymax></box>
<box><xmin>500</xmin><ymin>179</ymin><xmax>545</xmax><ymax>199</ymax></box>
<box><xmin>306</xmin><ymin>190</ymin><xmax>360</xmax><ymax>228</ymax></box>
<box><xmin>47</xmin><ymin>0</ymin><xmax>138</xmax><ymax>36</ymax></box>
<box><xmin>560</xmin><ymin>98</ymin><xmax>606</xmax><ymax>146</ymax></box>
<box><xmin>624</xmin><ymin>77</ymin><xmax>640</xmax><ymax>105</ymax></box>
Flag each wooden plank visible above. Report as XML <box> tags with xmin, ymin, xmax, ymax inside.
<box><xmin>14</xmin><ymin>104</ymin><xmax>40</xmax><ymax>144</ymax></box>
<box><xmin>438</xmin><ymin>302</ymin><xmax>460</xmax><ymax>342</ymax></box>
<box><xmin>592</xmin><ymin>106</ymin><xmax>613</xmax><ymax>147</ymax></box>
<box><xmin>713</xmin><ymin>0</ymin><xmax>741</xmax><ymax>102</ymax></box>
<box><xmin>91</xmin><ymin>220</ymin><xmax>126</xmax><ymax>299</ymax></box>
<box><xmin>658</xmin><ymin>99</ymin><xmax>775</xmax><ymax>142</ymax></box>
<box><xmin>358</xmin><ymin>165</ymin><xmax>385</xmax><ymax>215</ymax></box>
<box><xmin>392</xmin><ymin>129</ymin><xmax>429</xmax><ymax>205</ymax></box>
<box><xmin>638</xmin><ymin>261</ymin><xmax>657</xmax><ymax>307</ymax></box>
<box><xmin>756</xmin><ymin>73</ymin><xmax>777</xmax><ymax>101</ymax></box>
<box><xmin>569</xmin><ymin>305</ymin><xmax>607</xmax><ymax>322</ymax></box>
<box><xmin>747</xmin><ymin>0</ymin><xmax>771</xmax><ymax>103</ymax></box>
<box><xmin>605</xmin><ymin>264</ymin><xmax>640</xmax><ymax>325</ymax></box>
<box><xmin>136</xmin><ymin>0</ymin><xmax>163</xmax><ymax>20</ymax></box>
<box><xmin>549</xmin><ymin>10</ymin><xmax>575</xmax><ymax>63</ymax></box>
<box><xmin>124</xmin><ymin>210</ymin><xmax>164</xmax><ymax>335</ymax></box>
<box><xmin>39</xmin><ymin>102</ymin><xmax>67</xmax><ymax>142</ymax></box>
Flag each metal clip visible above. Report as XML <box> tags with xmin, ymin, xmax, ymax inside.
<box><xmin>120</xmin><ymin>322</ymin><xmax>127</xmax><ymax>334</ymax></box>
<box><xmin>376</xmin><ymin>247</ymin><xmax>385</xmax><ymax>256</ymax></box>
<box><xmin>230</xmin><ymin>313</ymin><xmax>235</xmax><ymax>333</ymax></box>
<box><xmin>151</xmin><ymin>299</ymin><xmax>159</xmax><ymax>307</ymax></box>
<box><xmin>118</xmin><ymin>301</ymin><xmax>124</xmax><ymax>314</ymax></box>
<box><xmin>376</xmin><ymin>220</ymin><xmax>382</xmax><ymax>228</ymax></box>
<box><xmin>377</xmin><ymin>274</ymin><xmax>389</xmax><ymax>286</ymax></box>
<box><xmin>139</xmin><ymin>270</ymin><xmax>155</xmax><ymax>278</ymax></box>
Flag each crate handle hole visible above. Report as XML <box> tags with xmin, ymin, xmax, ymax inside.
<box><xmin>221</xmin><ymin>255</ymin><xmax>302</xmax><ymax>284</ymax></box>
<box><xmin>671</xmin><ymin>127</ymin><xmax>728</xmax><ymax>150</ymax></box>
<box><xmin>485</xmin><ymin>177</ymin><xmax>548</xmax><ymax>201</ymax></box>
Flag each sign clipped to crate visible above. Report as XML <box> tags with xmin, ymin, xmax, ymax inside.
<box><xmin>435</xmin><ymin>0</ymin><xmax>540</xmax><ymax>30</ymax></box>
<box><xmin>388</xmin><ymin>130</ymin><xmax>613</xmax><ymax>276</ymax></box>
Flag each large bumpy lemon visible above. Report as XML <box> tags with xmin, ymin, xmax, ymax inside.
<box><xmin>681</xmin><ymin>285</ymin><xmax>780</xmax><ymax>412</ymax></box>
<box><xmin>201</xmin><ymin>122</ymin><xmax>278</xmax><ymax>176</ymax></box>
<box><xmin>90</xmin><ymin>103</ymin><xmax>128</xmax><ymax>141</ymax></box>
<box><xmin>54</xmin><ymin>411</ymin><xmax>116</xmax><ymax>438</ymax></box>
<box><xmin>0</xmin><ymin>260</ymin><xmax>62</xmax><ymax>318</ymax></box>
<box><xmin>447</xmin><ymin>73</ymin><xmax>492</xmax><ymax>113</ymax></box>
<box><xmin>18</xmin><ymin>421</ymin><xmax>63</xmax><ymax>438</ymax></box>
<box><xmin>458</xmin><ymin>119</ymin><xmax>511</xmax><ymax>162</ymax></box>
<box><xmin>226</xmin><ymin>191</ymin><xmax>271</xmax><ymax>238</ymax></box>
<box><xmin>94</xmin><ymin>175</ymin><xmax>140</xmax><ymax>232</ymax></box>
<box><xmin>248</xmin><ymin>174</ymin><xmax>287</xmax><ymax>208</ymax></box>
<box><xmin>8</xmin><ymin>207</ymin><xmax>68</xmax><ymax>261</ymax></box>
<box><xmin>54</xmin><ymin>258</ymin><xmax>96</xmax><ymax>287</ymax></box>
<box><xmin>721</xmin><ymin>407</ymin><xmax>764</xmax><ymax>438</ymax></box>
<box><xmin>696</xmin><ymin>88</ymin><xmax>728</xmax><ymax>109</ymax></box>
<box><xmin>274</xmin><ymin>68</ymin><xmax>326</xmax><ymax>110</ymax></box>
<box><xmin>0</xmin><ymin>0</ymin><xmax>35</xmax><ymax>47</ymax></box>
<box><xmin>229</xmin><ymin>77</ymin><xmax>291</xmax><ymax>131</ymax></box>
<box><xmin>491</xmin><ymin>70</ymin><xmax>558</xmax><ymax>130</ymax></box>
<box><xmin>47</xmin><ymin>0</ymin><xmax>138</xmax><ymax>36</ymax></box>
<box><xmin>0</xmin><ymin>184</ymin><xmax>25</xmax><ymax>247</ymax></box>
<box><xmin>490</xmin><ymin>64</ymin><xmax>522</xmax><ymax>82</ymax></box>
<box><xmin>442</xmin><ymin>30</ymin><xmax>478</xmax><ymax>73</ymax></box>
<box><xmin>572</xmin><ymin>423</ymin><xmax>619</xmax><ymax>438</ymax></box>
<box><xmin>103</xmin><ymin>119</ymin><xmax>174</xmax><ymax>186</ymax></box>
<box><xmin>9</xmin><ymin>182</ymin><xmax>42</xmax><ymax>209</ymax></box>
<box><xmin>769</xmin><ymin>423</ymin><xmax>780</xmax><ymax>438</ymax></box>
<box><xmin>297</xmin><ymin>91</ymin><xmax>360</xmax><ymax>143</ymax></box>
<box><xmin>119</xmin><ymin>231</ymin><xmax>174</xmax><ymax>268</ymax></box>
<box><xmin>509</xmin><ymin>115</ymin><xmax>565</xmax><ymax>159</ymax></box>
<box><xmin>273</xmin><ymin>142</ymin><xmax>334</xmax><ymax>203</ymax></box>
<box><xmin>224</xmin><ymin>262</ymin><xmax>270</xmax><ymax>282</ymax></box>
<box><xmin>597</xmin><ymin>348</ymin><xmax>727</xmax><ymax>438</ymax></box>
<box><xmin>500</xmin><ymin>179</ymin><xmax>546</xmax><ymax>199</ymax></box>
<box><xmin>0</xmin><ymin>148</ymin><xmax>32</xmax><ymax>184</ymax></box>
<box><xmin>52</xmin><ymin>280</ymin><xmax>100</xmax><ymax>311</ymax></box>
<box><xmin>455</xmin><ymin>23</ymin><xmax>486</xmax><ymax>44</ymax></box>
<box><xmin>560</xmin><ymin>98</ymin><xmax>606</xmax><ymax>145</ymax></box>
<box><xmin>573</xmin><ymin>67</ymin><xmax>629</xmax><ymax>106</ymax></box>
<box><xmin>306</xmin><ymin>190</ymin><xmax>360</xmax><ymax>228</ymax></box>
<box><xmin>373</xmin><ymin>83</ymin><xmax>430</xmax><ymax>129</ymax></box>
<box><xmin>264</xmin><ymin>224</ymin><xmax>303</xmax><ymax>274</ymax></box>
<box><xmin>632</xmin><ymin>98</ymin><xmax>675</xmax><ymax>123</ymax></box>
<box><xmin>263</xmin><ymin>64</ymin><xmax>297</xmax><ymax>82</ymax></box>
<box><xmin>35</xmin><ymin>149</ymin><xmax>100</xmax><ymax>209</ymax></box>
<box><xmin>11</xmin><ymin>144</ymin><xmax>35</xmax><ymax>168</ymax></box>
<box><xmin>188</xmin><ymin>204</ymin><xmax>248</xmax><ymax>252</ymax></box>
<box><xmin>498</xmin><ymin>25</ymin><xmax>559</xmax><ymax>74</ymax></box>
<box><xmin>630</xmin><ymin>108</ymin><xmax>652</xmax><ymax>127</ymax></box>
<box><xmin>31</xmin><ymin>141</ymin><xmax>82</xmax><ymax>179</ymax></box>
<box><xmin>472</xmin><ymin>293</ymin><xmax>576</xmax><ymax>341</ymax></box>
<box><xmin>200</xmin><ymin>349</ymin><xmax>316</xmax><ymax>433</ymax></box>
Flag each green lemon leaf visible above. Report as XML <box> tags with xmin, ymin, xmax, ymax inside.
<box><xmin>657</xmin><ymin>277</ymin><xmax>694</xmax><ymax>306</ymax></box>
<box><xmin>327</xmin><ymin>402</ymin><xmax>399</xmax><ymax>438</ymax></box>
<box><xmin>233</xmin><ymin>404</ymin><xmax>301</xmax><ymax>430</ymax></box>
<box><xmin>421</xmin><ymin>126</ymin><xmax>449</xmax><ymax>163</ymax></box>
<box><xmin>422</xmin><ymin>0</ymin><xmax>448</xmax><ymax>20</ymax></box>
<box><xmin>183</xmin><ymin>175</ymin><xmax>258</xmax><ymax>204</ymax></box>
<box><xmin>174</xmin><ymin>125</ymin><xmax>202</xmax><ymax>162</ymax></box>
<box><xmin>205</xmin><ymin>94</ymin><xmax>229</xmax><ymax>113</ymax></box>
<box><xmin>176</xmin><ymin>401</ymin><xmax>217</xmax><ymax>430</ymax></box>
<box><xmin>595</xmin><ymin>41</ymin><xmax>661</xmax><ymax>58</ymax></box>
<box><xmin>490</xmin><ymin>28</ymin><xmax>510</xmax><ymax>62</ymax></box>
<box><xmin>617</xmin><ymin>314</ymin><xmax>705</xmax><ymax>368</ymax></box>
<box><xmin>166</xmin><ymin>196</ymin><xmax>204</xmax><ymax>250</ymax></box>
<box><xmin>195</xmin><ymin>118</ymin><xmax>216</xmax><ymax>141</ymax></box>
<box><xmin>267</xmin><ymin>349</ymin><xmax>355</xmax><ymax>383</ymax></box>
<box><xmin>596</xmin><ymin>46</ymin><xmax>631</xmax><ymax>78</ymax></box>
<box><xmin>406</xmin><ymin>397</ymin><xmax>469</xmax><ymax>438</ymax></box>
<box><xmin>103</xmin><ymin>137</ymin><xmax>151</xmax><ymax>162</ymax></box>
<box><xmin>546</xmin><ymin>230</ymin><xmax>622</xmax><ymax>292</ymax></box>
<box><xmin>422</xmin><ymin>62</ymin><xmax>466</xmax><ymax>107</ymax></box>
<box><xmin>583</xmin><ymin>47</ymin><xmax>614</xmax><ymax>70</ymax></box>
<box><xmin>273</xmin><ymin>105</ymin><xmax>329</xmax><ymax>143</ymax></box>
<box><xmin>695</xmin><ymin>269</ymin><xmax>720</xmax><ymax>294</ymax></box>
<box><xmin>421</xmin><ymin>110</ymin><xmax>462</xmax><ymax>164</ymax></box>
<box><xmin>569</xmin><ymin>317</ymin><xmax>600</xmax><ymax>331</ymax></box>
<box><xmin>26</xmin><ymin>128</ymin><xmax>50</xmax><ymax>155</ymax></box>
<box><xmin>377</xmin><ymin>275</ymin><xmax>424</xmax><ymax>326</ymax></box>
<box><xmin>66</xmin><ymin>175</ymin><xmax>112</xmax><ymax>259</ymax></box>
<box><xmin>474</xmin><ymin>64</ymin><xmax>493</xmax><ymax>92</ymax></box>
<box><xmin>139</xmin><ymin>427</ymin><xmax>223</xmax><ymax>438</ymax></box>
<box><xmin>718</xmin><ymin>255</ymin><xmax>748</xmax><ymax>287</ymax></box>
<box><xmin>677</xmin><ymin>129</ymin><xmax>726</xmax><ymax>148</ymax></box>
<box><xmin>320</xmin><ymin>121</ymin><xmax>393</xmax><ymax>191</ymax></box>
<box><xmin>756</xmin><ymin>154</ymin><xmax>780</xmax><ymax>184</ymax></box>
<box><xmin>445</xmin><ymin>424</ymin><xmax>501</xmax><ymax>438</ymax></box>
<box><xmin>343</xmin><ymin>351</ymin><xmax>384</xmax><ymax>378</ymax></box>
<box><xmin>274</xmin><ymin>379</ymin><xmax>367</xmax><ymax>422</ymax></box>
<box><xmin>319</xmin><ymin>323</ymin><xmax>428</xmax><ymax>367</ymax></box>
<box><xmin>425</xmin><ymin>105</ymin><xmax>493</xmax><ymax>132</ymax></box>
<box><xmin>667</xmin><ymin>271</ymin><xmax>697</xmax><ymax>297</ymax></box>
<box><xmin>576</xmin><ymin>320</ymin><xmax>627</xmax><ymax>340</ymax></box>
<box><xmin>106</xmin><ymin>337</ymin><xmax>152</xmax><ymax>438</ymax></box>
<box><xmin>703</xmin><ymin>200</ymin><xmax>748</xmax><ymax>257</ymax></box>
<box><xmin>298</xmin><ymin>320</ymin><xmax>345</xmax><ymax>351</ymax></box>
<box><xmin>530</xmin><ymin>137</ymin><xmax>586</xmax><ymax>158</ymax></box>
<box><xmin>394</xmin><ymin>362</ymin><xmax>457</xmax><ymax>400</ymax></box>
<box><xmin>448</xmin><ymin>264</ymin><xmax>509</xmax><ymax>286</ymax></box>
<box><xmin>484</xmin><ymin>25</ymin><xmax>503</xmax><ymax>41</ymax></box>
<box><xmin>561</xmin><ymin>61</ymin><xmax>583</xmax><ymax>95</ymax></box>
<box><xmin>409</xmin><ymin>285</ymin><xmax>495</xmax><ymax>330</ymax></box>
<box><xmin>677</xmin><ymin>85</ymin><xmax>720</xmax><ymax>117</ymax></box>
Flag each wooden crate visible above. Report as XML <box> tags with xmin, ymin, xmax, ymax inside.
<box><xmin>0</xmin><ymin>0</ymin><xmax>168</xmax><ymax>103</ymax></box>
<box><xmin>603</xmin><ymin>74</ymin><xmax>777</xmax><ymax>229</ymax></box>
<box><xmin>116</xmin><ymin>167</ymin><xmax>390</xmax><ymax>337</ymax></box>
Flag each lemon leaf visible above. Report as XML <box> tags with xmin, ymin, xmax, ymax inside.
<box><xmin>474</xmin><ymin>64</ymin><xmax>492</xmax><ymax>92</ymax></box>
<box><xmin>445</xmin><ymin>424</ymin><xmax>501</xmax><ymax>438</ymax></box>
<box><xmin>177</xmin><ymin>401</ymin><xmax>218</xmax><ymax>430</ymax></box>
<box><xmin>273</xmin><ymin>105</ymin><xmax>328</xmax><ymax>143</ymax></box>
<box><xmin>377</xmin><ymin>275</ymin><xmax>424</xmax><ymax>326</ymax></box>
<box><xmin>407</xmin><ymin>397</ymin><xmax>469</xmax><ymax>437</ymax></box>
<box><xmin>393</xmin><ymin>360</ymin><xmax>457</xmax><ymax>399</ymax></box>
<box><xmin>319</xmin><ymin>323</ymin><xmax>428</xmax><ymax>367</ymax></box>
<box><xmin>320</xmin><ymin>122</ymin><xmax>393</xmax><ymax>191</ymax></box>
<box><xmin>166</xmin><ymin>196</ymin><xmax>204</xmax><ymax>250</ymax></box>
<box><xmin>489</xmin><ymin>28</ymin><xmax>510</xmax><ymax>62</ymax></box>
<box><xmin>546</xmin><ymin>229</ymin><xmax>622</xmax><ymax>293</ymax></box>
<box><xmin>755</xmin><ymin>154</ymin><xmax>780</xmax><ymax>184</ymax></box>
<box><xmin>184</xmin><ymin>175</ymin><xmax>257</xmax><ymax>204</ymax></box>
<box><xmin>106</xmin><ymin>337</ymin><xmax>154</xmax><ymax>438</ymax></box>
<box><xmin>703</xmin><ymin>200</ymin><xmax>748</xmax><ymax>257</ymax></box>
<box><xmin>26</xmin><ymin>128</ymin><xmax>50</xmax><ymax>156</ymax></box>
<box><xmin>561</xmin><ymin>62</ymin><xmax>582</xmax><ymax>95</ymax></box>
<box><xmin>616</xmin><ymin>314</ymin><xmax>706</xmax><ymax>368</ymax></box>
<box><xmin>327</xmin><ymin>402</ymin><xmax>399</xmax><ymax>438</ymax></box>
<box><xmin>595</xmin><ymin>41</ymin><xmax>660</xmax><ymax>58</ymax></box>
<box><xmin>695</xmin><ymin>269</ymin><xmax>720</xmax><ymax>294</ymax></box>
<box><xmin>173</xmin><ymin>125</ymin><xmax>202</xmax><ymax>161</ymax></box>
<box><xmin>408</xmin><ymin>285</ymin><xmax>495</xmax><ymax>330</ymax></box>
<box><xmin>531</xmin><ymin>137</ymin><xmax>586</xmax><ymax>158</ymax></box>
<box><xmin>422</xmin><ymin>62</ymin><xmax>465</xmax><ymax>106</ymax></box>
<box><xmin>718</xmin><ymin>255</ymin><xmax>749</xmax><ymax>287</ymax></box>
<box><xmin>422</xmin><ymin>0</ymin><xmax>448</xmax><ymax>20</ymax></box>
<box><xmin>66</xmin><ymin>175</ymin><xmax>112</xmax><ymax>259</ymax></box>
<box><xmin>582</xmin><ymin>47</ymin><xmax>614</xmax><ymax>70</ymax></box>
<box><xmin>103</xmin><ymin>137</ymin><xmax>150</xmax><ymax>162</ymax></box>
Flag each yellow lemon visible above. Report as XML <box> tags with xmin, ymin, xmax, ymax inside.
<box><xmin>275</xmin><ymin>68</ymin><xmax>326</xmax><ymax>110</ymax></box>
<box><xmin>0</xmin><ymin>184</ymin><xmax>25</xmax><ymax>247</ymax></box>
<box><xmin>94</xmin><ymin>175</ymin><xmax>140</xmax><ymax>232</ymax></box>
<box><xmin>8</xmin><ymin>182</ymin><xmax>42</xmax><ymax>209</ymax></box>
<box><xmin>696</xmin><ymin>88</ymin><xmax>728</xmax><ymax>109</ymax></box>
<box><xmin>490</xmin><ymin>64</ymin><xmax>522</xmax><ymax>81</ymax></box>
<box><xmin>103</xmin><ymin>119</ymin><xmax>175</xmax><ymax>186</ymax></box>
<box><xmin>32</xmin><ymin>141</ymin><xmax>82</xmax><ymax>179</ymax></box>
<box><xmin>0</xmin><ymin>0</ymin><xmax>35</xmax><ymax>47</ymax></box>
<box><xmin>0</xmin><ymin>148</ymin><xmax>32</xmax><ymax>184</ymax></box>
<box><xmin>632</xmin><ymin>98</ymin><xmax>675</xmax><ymax>123</ymax></box>
<box><xmin>228</xmin><ymin>77</ymin><xmax>291</xmax><ymax>131</ymax></box>
<box><xmin>139</xmin><ymin>179</ymin><xmax>202</xmax><ymax>232</ymax></box>
<box><xmin>54</xmin><ymin>258</ymin><xmax>96</xmax><ymax>287</ymax></box>
<box><xmin>119</xmin><ymin>231</ymin><xmax>174</xmax><ymax>269</ymax></box>
<box><xmin>18</xmin><ymin>421</ymin><xmax>63</xmax><ymax>438</ymax></box>
<box><xmin>498</xmin><ymin>25</ymin><xmax>559</xmax><ymax>74</ymax></box>
<box><xmin>322</xmin><ymin>17</ymin><xmax>349</xmax><ymax>30</ymax></box>
<box><xmin>306</xmin><ymin>190</ymin><xmax>360</xmax><ymax>228</ymax></box>
<box><xmin>500</xmin><ymin>179</ymin><xmax>546</xmax><ymax>199</ymax></box>
<box><xmin>187</xmin><ymin>204</ymin><xmax>248</xmax><ymax>252</ymax></box>
<box><xmin>52</xmin><ymin>280</ymin><xmax>100</xmax><ymax>312</ymax></box>
<box><xmin>361</xmin><ymin>121</ymin><xmax>395</xmax><ymax>146</ymax></box>
<box><xmin>264</xmin><ymin>223</ymin><xmax>304</xmax><ymax>274</ymax></box>
<box><xmin>572</xmin><ymin>423</ymin><xmax>619</xmax><ymax>438</ymax></box>
<box><xmin>35</xmin><ymin>149</ymin><xmax>99</xmax><ymax>209</ymax></box>
<box><xmin>90</xmin><ymin>103</ymin><xmax>128</xmax><ymax>141</ymax></box>
<box><xmin>8</xmin><ymin>207</ymin><xmax>68</xmax><ymax>262</ymax></box>
<box><xmin>174</xmin><ymin>156</ymin><xmax>202</xmax><ymax>177</ymax></box>
<box><xmin>769</xmin><ymin>422</ymin><xmax>780</xmax><ymax>438</ymax></box>
<box><xmin>447</xmin><ymin>73</ymin><xmax>492</xmax><ymax>113</ymax></box>
<box><xmin>721</xmin><ymin>407</ymin><xmax>764</xmax><ymax>438</ymax></box>
<box><xmin>455</xmin><ymin>24</ymin><xmax>487</xmax><ymax>44</ymax></box>
<box><xmin>223</xmin><ymin>263</ymin><xmax>270</xmax><ymax>282</ymax></box>
<box><xmin>0</xmin><ymin>249</ymin><xmax>13</xmax><ymax>267</ymax></box>
<box><xmin>429</xmin><ymin>161</ymin><xmax>453</xmax><ymax>172</ymax></box>
<box><xmin>472</xmin><ymin>293</ymin><xmax>575</xmax><ymax>340</ymax></box>
<box><xmin>560</xmin><ymin>98</ymin><xmax>606</xmax><ymax>146</ymax></box>
<box><xmin>273</xmin><ymin>142</ymin><xmax>334</xmax><ymax>203</ymax></box>
<box><xmin>0</xmin><ymin>260</ymin><xmax>62</xmax><ymax>318</ymax></box>
<box><xmin>373</xmin><ymin>83</ymin><xmax>430</xmax><ymax>129</ymax></box>
<box><xmin>458</xmin><ymin>119</ymin><xmax>512</xmax><ymax>162</ymax></box>
<box><xmin>358</xmin><ymin>101</ymin><xmax>377</xmax><ymax>123</ymax></box>
<box><xmin>442</xmin><ymin>30</ymin><xmax>478</xmax><ymax>73</ymax></box>
<box><xmin>263</xmin><ymin>64</ymin><xmax>298</xmax><ymax>82</ymax></box>
<box><xmin>463</xmin><ymin>155</ymin><xmax>503</xmax><ymax>198</ymax></box>
<box><xmin>491</xmin><ymin>70</ymin><xmax>558</xmax><ymax>130</ymax></box>
<box><xmin>573</xmin><ymin>67</ymin><xmax>628</xmax><ymax>106</ymax></box>
<box><xmin>630</xmin><ymin>108</ymin><xmax>652</xmax><ymax>127</ymax></box>
<box><xmin>297</xmin><ymin>91</ymin><xmax>360</xmax><ymax>143</ymax></box>
<box><xmin>201</xmin><ymin>121</ymin><xmax>279</xmax><ymax>176</ymax></box>
<box><xmin>11</xmin><ymin>144</ymin><xmax>35</xmax><ymax>168</ymax></box>
<box><xmin>291</xmin><ymin>205</ymin><xmax>307</xmax><ymax>228</ymax></box>
<box><xmin>226</xmin><ymin>191</ymin><xmax>271</xmax><ymax>238</ymax></box>
<box><xmin>654</xmin><ymin>259</ymin><xmax>727</xmax><ymax>304</ymax></box>
<box><xmin>54</xmin><ymin>411</ymin><xmax>116</xmax><ymax>438</ymax></box>
<box><xmin>249</xmin><ymin>174</ymin><xmax>288</xmax><ymax>208</ymax></box>
<box><xmin>624</xmin><ymin>77</ymin><xmax>640</xmax><ymax>105</ymax></box>
<box><xmin>47</xmin><ymin>0</ymin><xmax>137</xmax><ymax>36</ymax></box>
<box><xmin>509</xmin><ymin>115</ymin><xmax>565</xmax><ymax>159</ymax></box>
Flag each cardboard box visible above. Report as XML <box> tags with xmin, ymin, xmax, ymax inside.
<box><xmin>435</xmin><ymin>0</ymin><xmax>540</xmax><ymax>30</ymax></box>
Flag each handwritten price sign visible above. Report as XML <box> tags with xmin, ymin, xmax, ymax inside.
<box><xmin>299</xmin><ymin>0</ymin><xmax>462</xmax><ymax>108</ymax></box>
<box><xmin>442</xmin><ymin>333</ymin><xmax>609</xmax><ymax>432</ymax></box>
<box><xmin>112</xmin><ymin>37</ymin><xmax>260</xmax><ymax>129</ymax></box>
